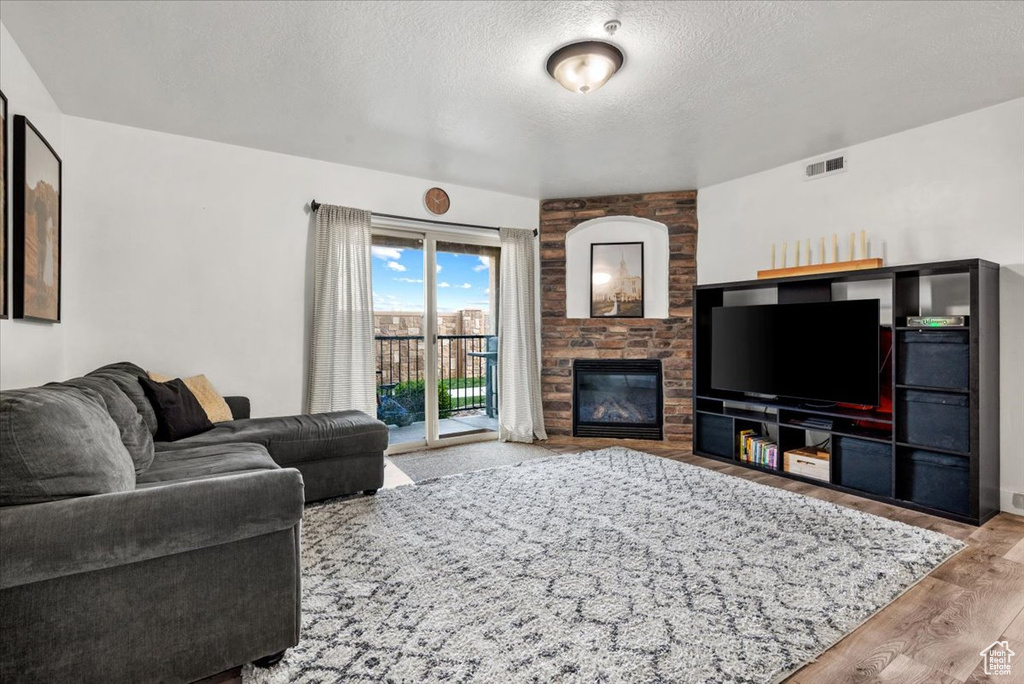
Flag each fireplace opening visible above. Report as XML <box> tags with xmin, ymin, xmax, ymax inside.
<box><xmin>573</xmin><ymin>359</ymin><xmax>663</xmax><ymax>440</ymax></box>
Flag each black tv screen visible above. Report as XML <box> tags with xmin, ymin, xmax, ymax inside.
<box><xmin>711</xmin><ymin>300</ymin><xmax>880</xmax><ymax>405</ymax></box>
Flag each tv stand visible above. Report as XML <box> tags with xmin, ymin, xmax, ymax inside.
<box><xmin>693</xmin><ymin>259</ymin><xmax>999</xmax><ymax>526</ymax></box>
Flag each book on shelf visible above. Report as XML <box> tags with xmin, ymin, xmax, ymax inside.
<box><xmin>738</xmin><ymin>429</ymin><xmax>755</xmax><ymax>461</ymax></box>
<box><xmin>741</xmin><ymin>432</ymin><xmax>779</xmax><ymax>468</ymax></box>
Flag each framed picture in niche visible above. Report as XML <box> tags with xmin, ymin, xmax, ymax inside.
<box><xmin>0</xmin><ymin>90</ymin><xmax>7</xmax><ymax>319</ymax></box>
<box><xmin>13</xmin><ymin>115</ymin><xmax>61</xmax><ymax>322</ymax></box>
<box><xmin>590</xmin><ymin>241</ymin><xmax>644</xmax><ymax>318</ymax></box>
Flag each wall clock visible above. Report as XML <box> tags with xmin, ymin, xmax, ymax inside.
<box><xmin>424</xmin><ymin>187</ymin><xmax>450</xmax><ymax>215</ymax></box>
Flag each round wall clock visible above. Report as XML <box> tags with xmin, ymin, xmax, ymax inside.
<box><xmin>424</xmin><ymin>187</ymin><xmax>451</xmax><ymax>215</ymax></box>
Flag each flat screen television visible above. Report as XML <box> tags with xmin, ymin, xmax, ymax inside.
<box><xmin>710</xmin><ymin>300</ymin><xmax>880</xmax><ymax>406</ymax></box>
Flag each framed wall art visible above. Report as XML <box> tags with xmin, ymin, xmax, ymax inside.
<box><xmin>13</xmin><ymin>115</ymin><xmax>61</xmax><ymax>322</ymax></box>
<box><xmin>590</xmin><ymin>241</ymin><xmax>644</xmax><ymax>318</ymax></box>
<box><xmin>0</xmin><ymin>89</ymin><xmax>7</xmax><ymax>319</ymax></box>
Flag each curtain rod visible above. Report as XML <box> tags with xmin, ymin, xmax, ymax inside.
<box><xmin>309</xmin><ymin>200</ymin><xmax>537</xmax><ymax>237</ymax></box>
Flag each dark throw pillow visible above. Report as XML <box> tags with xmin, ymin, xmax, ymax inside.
<box><xmin>138</xmin><ymin>377</ymin><xmax>214</xmax><ymax>442</ymax></box>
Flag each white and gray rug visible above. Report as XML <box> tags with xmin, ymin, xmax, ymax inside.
<box><xmin>245</xmin><ymin>447</ymin><xmax>963</xmax><ymax>684</ymax></box>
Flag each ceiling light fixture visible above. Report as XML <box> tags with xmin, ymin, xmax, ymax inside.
<box><xmin>546</xmin><ymin>40</ymin><xmax>624</xmax><ymax>94</ymax></box>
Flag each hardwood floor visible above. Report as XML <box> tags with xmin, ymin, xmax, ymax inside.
<box><xmin>200</xmin><ymin>437</ymin><xmax>1024</xmax><ymax>684</ymax></box>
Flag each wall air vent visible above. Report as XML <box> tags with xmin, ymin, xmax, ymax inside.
<box><xmin>804</xmin><ymin>153</ymin><xmax>847</xmax><ymax>180</ymax></box>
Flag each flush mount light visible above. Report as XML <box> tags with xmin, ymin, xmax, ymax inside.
<box><xmin>546</xmin><ymin>40</ymin><xmax>624</xmax><ymax>94</ymax></box>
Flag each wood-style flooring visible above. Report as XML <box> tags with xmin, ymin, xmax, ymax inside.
<box><xmin>200</xmin><ymin>437</ymin><xmax>1024</xmax><ymax>684</ymax></box>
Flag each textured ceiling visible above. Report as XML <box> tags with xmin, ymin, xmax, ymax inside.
<box><xmin>2</xmin><ymin>1</ymin><xmax>1022</xmax><ymax>198</ymax></box>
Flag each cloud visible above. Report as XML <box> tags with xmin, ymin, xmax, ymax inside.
<box><xmin>373</xmin><ymin>291</ymin><xmax>423</xmax><ymax>312</ymax></box>
<box><xmin>386</xmin><ymin>261</ymin><xmax>406</xmax><ymax>272</ymax></box>
<box><xmin>436</xmin><ymin>264</ymin><xmax>443</xmax><ymax>273</ymax></box>
<box><xmin>485</xmin><ymin>288</ymin><xmax>490</xmax><ymax>295</ymax></box>
<box><xmin>473</xmin><ymin>256</ymin><xmax>490</xmax><ymax>272</ymax></box>
<box><xmin>438</xmin><ymin>282</ymin><xmax>451</xmax><ymax>288</ymax></box>
<box><xmin>461</xmin><ymin>283</ymin><xmax>472</xmax><ymax>289</ymax></box>
<box><xmin>372</xmin><ymin>246</ymin><xmax>403</xmax><ymax>260</ymax></box>
<box><xmin>395</xmin><ymin>277</ymin><xmax>423</xmax><ymax>283</ymax></box>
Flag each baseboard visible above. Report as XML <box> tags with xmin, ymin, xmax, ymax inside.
<box><xmin>1001</xmin><ymin>488</ymin><xmax>1024</xmax><ymax>516</ymax></box>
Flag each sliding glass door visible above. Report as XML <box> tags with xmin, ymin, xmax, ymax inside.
<box><xmin>372</xmin><ymin>227</ymin><xmax>499</xmax><ymax>452</ymax></box>
<box><xmin>371</xmin><ymin>233</ymin><xmax>427</xmax><ymax>447</ymax></box>
<box><xmin>435</xmin><ymin>241</ymin><xmax>499</xmax><ymax>440</ymax></box>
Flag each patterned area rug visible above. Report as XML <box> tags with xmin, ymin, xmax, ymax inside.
<box><xmin>244</xmin><ymin>447</ymin><xmax>963</xmax><ymax>684</ymax></box>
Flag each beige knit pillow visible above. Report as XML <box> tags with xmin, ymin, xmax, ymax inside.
<box><xmin>147</xmin><ymin>372</ymin><xmax>234</xmax><ymax>423</ymax></box>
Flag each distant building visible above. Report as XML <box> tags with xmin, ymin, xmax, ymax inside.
<box><xmin>598</xmin><ymin>253</ymin><xmax>642</xmax><ymax>303</ymax></box>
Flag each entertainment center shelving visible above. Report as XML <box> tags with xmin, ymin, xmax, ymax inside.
<box><xmin>692</xmin><ymin>259</ymin><xmax>1000</xmax><ymax>525</ymax></box>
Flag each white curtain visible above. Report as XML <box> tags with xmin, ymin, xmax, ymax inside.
<box><xmin>498</xmin><ymin>227</ymin><xmax>547</xmax><ymax>442</ymax></box>
<box><xmin>307</xmin><ymin>204</ymin><xmax>377</xmax><ymax>416</ymax></box>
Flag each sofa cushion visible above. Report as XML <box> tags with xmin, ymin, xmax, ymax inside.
<box><xmin>87</xmin><ymin>362</ymin><xmax>159</xmax><ymax>435</ymax></box>
<box><xmin>156</xmin><ymin>410</ymin><xmax>389</xmax><ymax>466</ymax></box>
<box><xmin>136</xmin><ymin>443</ymin><xmax>279</xmax><ymax>487</ymax></box>
<box><xmin>0</xmin><ymin>386</ymin><xmax>136</xmax><ymax>506</ymax></box>
<box><xmin>57</xmin><ymin>376</ymin><xmax>155</xmax><ymax>473</ymax></box>
<box><xmin>138</xmin><ymin>377</ymin><xmax>214</xmax><ymax>441</ymax></box>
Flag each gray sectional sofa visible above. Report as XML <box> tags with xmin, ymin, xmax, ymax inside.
<box><xmin>0</xmin><ymin>362</ymin><xmax>389</xmax><ymax>683</ymax></box>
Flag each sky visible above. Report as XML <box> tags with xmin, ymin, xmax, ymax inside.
<box><xmin>371</xmin><ymin>245</ymin><xmax>492</xmax><ymax>313</ymax></box>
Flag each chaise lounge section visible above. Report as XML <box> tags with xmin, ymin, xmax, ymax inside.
<box><xmin>91</xmin><ymin>362</ymin><xmax>388</xmax><ymax>502</ymax></box>
<box><xmin>158</xmin><ymin>410</ymin><xmax>388</xmax><ymax>502</ymax></box>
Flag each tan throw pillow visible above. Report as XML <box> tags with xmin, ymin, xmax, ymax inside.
<box><xmin>147</xmin><ymin>371</ymin><xmax>234</xmax><ymax>423</ymax></box>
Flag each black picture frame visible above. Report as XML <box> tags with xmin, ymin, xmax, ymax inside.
<box><xmin>590</xmin><ymin>241</ymin><xmax>644</xmax><ymax>318</ymax></box>
<box><xmin>13</xmin><ymin>115</ymin><xmax>62</xmax><ymax>323</ymax></box>
<box><xmin>0</xmin><ymin>89</ymin><xmax>7</xmax><ymax>319</ymax></box>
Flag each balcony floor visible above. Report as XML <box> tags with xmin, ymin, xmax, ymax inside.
<box><xmin>388</xmin><ymin>412</ymin><xmax>498</xmax><ymax>445</ymax></box>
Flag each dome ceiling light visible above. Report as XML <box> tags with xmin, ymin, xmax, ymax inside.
<box><xmin>546</xmin><ymin>22</ymin><xmax>624</xmax><ymax>95</ymax></box>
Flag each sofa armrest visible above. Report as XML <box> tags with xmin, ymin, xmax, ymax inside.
<box><xmin>225</xmin><ymin>395</ymin><xmax>250</xmax><ymax>420</ymax></box>
<box><xmin>0</xmin><ymin>468</ymin><xmax>303</xmax><ymax>590</ymax></box>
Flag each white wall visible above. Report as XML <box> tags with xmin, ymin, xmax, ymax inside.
<box><xmin>698</xmin><ymin>98</ymin><xmax>1024</xmax><ymax>514</ymax></box>
<box><xmin>0</xmin><ymin>23</ymin><xmax>65</xmax><ymax>389</ymax></box>
<box><xmin>565</xmin><ymin>217</ymin><xmax>670</xmax><ymax>319</ymax></box>
<box><xmin>60</xmin><ymin>116</ymin><xmax>538</xmax><ymax>417</ymax></box>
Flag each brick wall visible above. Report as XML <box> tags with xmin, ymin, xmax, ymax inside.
<box><xmin>374</xmin><ymin>310</ymin><xmax>491</xmax><ymax>339</ymax></box>
<box><xmin>374</xmin><ymin>310</ymin><xmax>492</xmax><ymax>386</ymax></box>
<box><xmin>539</xmin><ymin>191</ymin><xmax>697</xmax><ymax>442</ymax></box>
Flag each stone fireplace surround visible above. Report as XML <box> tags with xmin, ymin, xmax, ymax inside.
<box><xmin>539</xmin><ymin>191</ymin><xmax>697</xmax><ymax>443</ymax></box>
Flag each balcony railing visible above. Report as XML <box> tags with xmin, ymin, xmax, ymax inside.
<box><xmin>375</xmin><ymin>334</ymin><xmax>495</xmax><ymax>413</ymax></box>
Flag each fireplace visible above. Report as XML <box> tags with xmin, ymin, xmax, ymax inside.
<box><xmin>573</xmin><ymin>359</ymin><xmax>663</xmax><ymax>440</ymax></box>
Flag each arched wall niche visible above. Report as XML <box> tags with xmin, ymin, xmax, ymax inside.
<box><xmin>564</xmin><ymin>216</ymin><xmax>670</xmax><ymax>319</ymax></box>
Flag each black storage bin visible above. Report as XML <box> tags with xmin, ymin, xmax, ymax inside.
<box><xmin>899</xmin><ymin>449</ymin><xmax>970</xmax><ymax>516</ymax></box>
<box><xmin>834</xmin><ymin>436</ymin><xmax>892</xmax><ymax>496</ymax></box>
<box><xmin>898</xmin><ymin>390</ymin><xmax>969</xmax><ymax>453</ymax></box>
<box><xmin>897</xmin><ymin>331</ymin><xmax>969</xmax><ymax>389</ymax></box>
<box><xmin>696</xmin><ymin>414</ymin><xmax>733</xmax><ymax>459</ymax></box>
